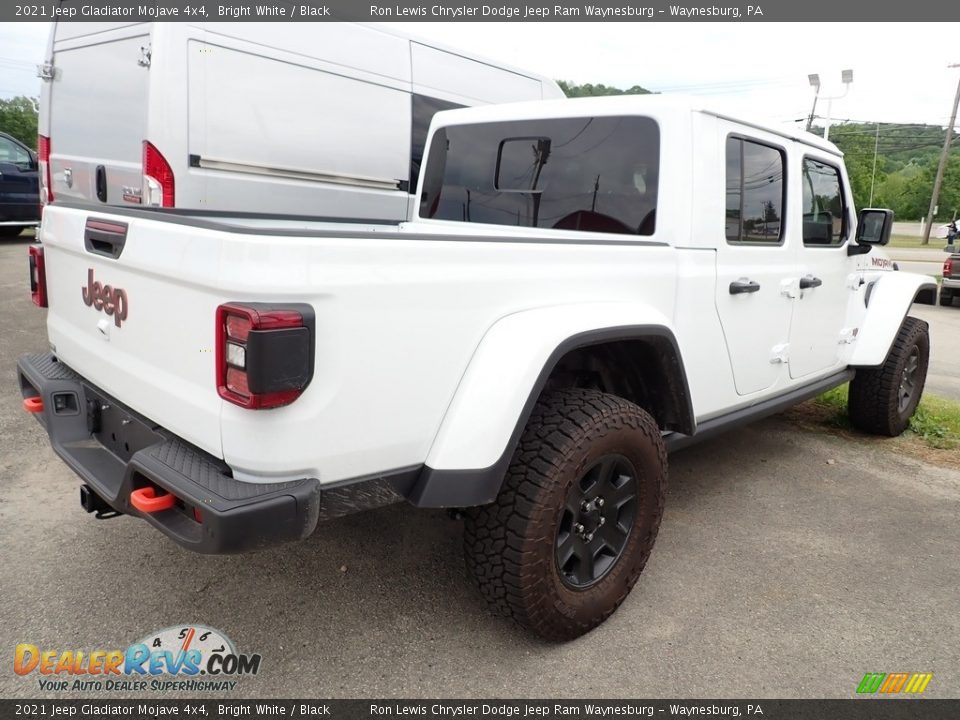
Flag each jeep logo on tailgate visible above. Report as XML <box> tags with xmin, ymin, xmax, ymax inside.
<box><xmin>82</xmin><ymin>269</ymin><xmax>128</xmax><ymax>327</ymax></box>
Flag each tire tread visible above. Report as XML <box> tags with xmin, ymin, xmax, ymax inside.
<box><xmin>848</xmin><ymin>316</ymin><xmax>929</xmax><ymax>436</ymax></box>
<box><xmin>463</xmin><ymin>388</ymin><xmax>665</xmax><ymax>640</ymax></box>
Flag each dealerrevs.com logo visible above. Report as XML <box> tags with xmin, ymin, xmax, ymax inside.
<box><xmin>14</xmin><ymin>625</ymin><xmax>261</xmax><ymax>693</ymax></box>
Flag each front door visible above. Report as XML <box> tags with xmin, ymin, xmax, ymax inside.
<box><xmin>0</xmin><ymin>134</ymin><xmax>37</xmax><ymax>224</ymax></box>
<box><xmin>788</xmin><ymin>154</ymin><xmax>855</xmax><ymax>379</ymax></box>
<box><xmin>714</xmin><ymin>130</ymin><xmax>796</xmax><ymax>395</ymax></box>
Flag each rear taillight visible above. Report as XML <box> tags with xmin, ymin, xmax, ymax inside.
<box><xmin>28</xmin><ymin>245</ymin><xmax>47</xmax><ymax>307</ymax></box>
<box><xmin>944</xmin><ymin>258</ymin><xmax>953</xmax><ymax>278</ymax></box>
<box><xmin>216</xmin><ymin>303</ymin><xmax>314</xmax><ymax>409</ymax></box>
<box><xmin>38</xmin><ymin>135</ymin><xmax>53</xmax><ymax>205</ymax></box>
<box><xmin>143</xmin><ymin>141</ymin><xmax>175</xmax><ymax>207</ymax></box>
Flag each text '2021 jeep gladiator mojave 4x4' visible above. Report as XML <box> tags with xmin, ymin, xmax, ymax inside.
<box><xmin>18</xmin><ymin>97</ymin><xmax>936</xmax><ymax>640</ymax></box>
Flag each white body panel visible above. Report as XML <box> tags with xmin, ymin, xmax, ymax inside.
<box><xmin>39</xmin><ymin>97</ymin><xmax>933</xmax><ymax>488</ymax></box>
<box><xmin>38</xmin><ymin>22</ymin><xmax>564</xmax><ymax>221</ymax></box>
<box><xmin>410</xmin><ymin>42</ymin><xmax>544</xmax><ymax>105</ymax></box>
<box><xmin>424</xmin><ymin>302</ymin><xmax>678</xmax><ymax>471</ymax></box>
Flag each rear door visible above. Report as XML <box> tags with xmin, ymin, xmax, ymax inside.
<box><xmin>47</xmin><ymin>27</ymin><xmax>150</xmax><ymax>207</ymax></box>
<box><xmin>714</xmin><ymin>126</ymin><xmax>796</xmax><ymax>396</ymax></box>
<box><xmin>787</xmin><ymin>153</ymin><xmax>855</xmax><ymax>379</ymax></box>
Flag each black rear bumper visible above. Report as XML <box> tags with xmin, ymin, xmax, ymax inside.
<box><xmin>16</xmin><ymin>352</ymin><xmax>320</xmax><ymax>554</ymax></box>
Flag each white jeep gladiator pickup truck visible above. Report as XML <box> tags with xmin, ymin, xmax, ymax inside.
<box><xmin>18</xmin><ymin>97</ymin><xmax>936</xmax><ymax>640</ymax></box>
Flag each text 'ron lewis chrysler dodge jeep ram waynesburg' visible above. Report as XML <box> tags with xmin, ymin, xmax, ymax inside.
<box><xmin>18</xmin><ymin>97</ymin><xmax>936</xmax><ymax>640</ymax></box>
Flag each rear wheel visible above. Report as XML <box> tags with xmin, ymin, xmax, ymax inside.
<box><xmin>0</xmin><ymin>227</ymin><xmax>25</xmax><ymax>238</ymax></box>
<box><xmin>463</xmin><ymin>388</ymin><xmax>666</xmax><ymax>641</ymax></box>
<box><xmin>848</xmin><ymin>316</ymin><xmax>929</xmax><ymax>436</ymax></box>
<box><xmin>939</xmin><ymin>288</ymin><xmax>953</xmax><ymax>307</ymax></box>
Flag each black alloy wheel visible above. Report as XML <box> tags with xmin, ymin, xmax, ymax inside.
<box><xmin>556</xmin><ymin>454</ymin><xmax>638</xmax><ymax>589</ymax></box>
<box><xmin>897</xmin><ymin>346</ymin><xmax>920</xmax><ymax>414</ymax></box>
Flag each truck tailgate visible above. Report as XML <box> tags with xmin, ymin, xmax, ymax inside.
<box><xmin>41</xmin><ymin>205</ymin><xmax>223</xmax><ymax>457</ymax></box>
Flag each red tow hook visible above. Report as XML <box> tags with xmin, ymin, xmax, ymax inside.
<box><xmin>23</xmin><ymin>396</ymin><xmax>43</xmax><ymax>414</ymax></box>
<box><xmin>130</xmin><ymin>486</ymin><xmax>177</xmax><ymax>513</ymax></box>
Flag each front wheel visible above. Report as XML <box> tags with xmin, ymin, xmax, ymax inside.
<box><xmin>848</xmin><ymin>316</ymin><xmax>929</xmax><ymax>436</ymax></box>
<box><xmin>463</xmin><ymin>388</ymin><xmax>666</xmax><ymax>641</ymax></box>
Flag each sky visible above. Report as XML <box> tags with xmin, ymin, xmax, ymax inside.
<box><xmin>0</xmin><ymin>21</ymin><xmax>958</xmax><ymax>131</ymax></box>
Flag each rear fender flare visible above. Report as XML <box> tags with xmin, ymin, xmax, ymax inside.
<box><xmin>408</xmin><ymin>303</ymin><xmax>693</xmax><ymax>508</ymax></box>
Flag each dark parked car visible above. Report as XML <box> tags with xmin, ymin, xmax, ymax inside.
<box><xmin>0</xmin><ymin>131</ymin><xmax>40</xmax><ymax>237</ymax></box>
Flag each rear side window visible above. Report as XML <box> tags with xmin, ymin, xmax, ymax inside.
<box><xmin>410</xmin><ymin>94</ymin><xmax>463</xmax><ymax>193</ymax></box>
<box><xmin>725</xmin><ymin>137</ymin><xmax>785</xmax><ymax>244</ymax></box>
<box><xmin>802</xmin><ymin>158</ymin><xmax>847</xmax><ymax>246</ymax></box>
<box><xmin>419</xmin><ymin>116</ymin><xmax>660</xmax><ymax>236</ymax></box>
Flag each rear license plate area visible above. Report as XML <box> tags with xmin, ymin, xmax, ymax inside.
<box><xmin>84</xmin><ymin>385</ymin><xmax>163</xmax><ymax>462</ymax></box>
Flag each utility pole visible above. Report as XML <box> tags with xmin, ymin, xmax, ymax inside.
<box><xmin>922</xmin><ymin>63</ymin><xmax>960</xmax><ymax>245</ymax></box>
<box><xmin>869</xmin><ymin>122</ymin><xmax>880</xmax><ymax>207</ymax></box>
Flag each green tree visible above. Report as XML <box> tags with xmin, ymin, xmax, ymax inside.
<box><xmin>556</xmin><ymin>81</ymin><xmax>652</xmax><ymax>98</ymax></box>
<box><xmin>823</xmin><ymin>125</ymin><xmax>880</xmax><ymax>209</ymax></box>
<box><xmin>0</xmin><ymin>96</ymin><xmax>39</xmax><ymax>149</ymax></box>
<box><xmin>936</xmin><ymin>156</ymin><xmax>960</xmax><ymax>222</ymax></box>
<box><xmin>819</xmin><ymin>122</ymin><xmax>960</xmax><ymax>220</ymax></box>
<box><xmin>873</xmin><ymin>163</ymin><xmax>927</xmax><ymax>219</ymax></box>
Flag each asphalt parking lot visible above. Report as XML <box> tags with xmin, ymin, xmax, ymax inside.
<box><xmin>1</xmin><ymin>234</ymin><xmax>958</xmax><ymax>699</ymax></box>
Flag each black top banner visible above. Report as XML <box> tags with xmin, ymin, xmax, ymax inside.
<box><xmin>0</xmin><ymin>700</ymin><xmax>958</xmax><ymax>720</ymax></box>
<box><xmin>5</xmin><ymin>0</ymin><xmax>960</xmax><ymax>22</ymax></box>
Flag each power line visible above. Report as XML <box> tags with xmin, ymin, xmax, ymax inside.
<box><xmin>0</xmin><ymin>55</ymin><xmax>37</xmax><ymax>68</ymax></box>
<box><xmin>651</xmin><ymin>76</ymin><xmax>796</xmax><ymax>92</ymax></box>
<box><xmin>819</xmin><ymin>115</ymin><xmax>959</xmax><ymax>126</ymax></box>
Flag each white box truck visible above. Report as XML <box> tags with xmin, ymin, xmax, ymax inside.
<box><xmin>37</xmin><ymin>22</ymin><xmax>564</xmax><ymax>220</ymax></box>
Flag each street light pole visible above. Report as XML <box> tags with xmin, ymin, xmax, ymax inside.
<box><xmin>805</xmin><ymin>70</ymin><xmax>853</xmax><ymax>140</ymax></box>
<box><xmin>922</xmin><ymin>63</ymin><xmax>960</xmax><ymax>246</ymax></box>
<box><xmin>806</xmin><ymin>74</ymin><xmax>820</xmax><ymax>132</ymax></box>
<box><xmin>823</xmin><ymin>69</ymin><xmax>854</xmax><ymax>142</ymax></box>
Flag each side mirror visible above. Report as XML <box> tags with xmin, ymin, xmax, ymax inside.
<box><xmin>856</xmin><ymin>208</ymin><xmax>894</xmax><ymax>246</ymax></box>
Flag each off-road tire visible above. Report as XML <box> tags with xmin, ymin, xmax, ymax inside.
<box><xmin>939</xmin><ymin>289</ymin><xmax>953</xmax><ymax>307</ymax></box>
<box><xmin>463</xmin><ymin>388</ymin><xmax>666</xmax><ymax>641</ymax></box>
<box><xmin>848</xmin><ymin>316</ymin><xmax>929</xmax><ymax>436</ymax></box>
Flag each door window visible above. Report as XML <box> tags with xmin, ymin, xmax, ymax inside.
<box><xmin>725</xmin><ymin>137</ymin><xmax>785</xmax><ymax>244</ymax></box>
<box><xmin>0</xmin><ymin>136</ymin><xmax>31</xmax><ymax>167</ymax></box>
<box><xmin>802</xmin><ymin>158</ymin><xmax>847</xmax><ymax>246</ymax></box>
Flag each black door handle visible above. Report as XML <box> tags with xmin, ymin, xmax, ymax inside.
<box><xmin>729</xmin><ymin>279</ymin><xmax>761</xmax><ymax>295</ymax></box>
<box><xmin>799</xmin><ymin>275</ymin><xmax>823</xmax><ymax>289</ymax></box>
<box><xmin>95</xmin><ymin>165</ymin><xmax>108</xmax><ymax>203</ymax></box>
